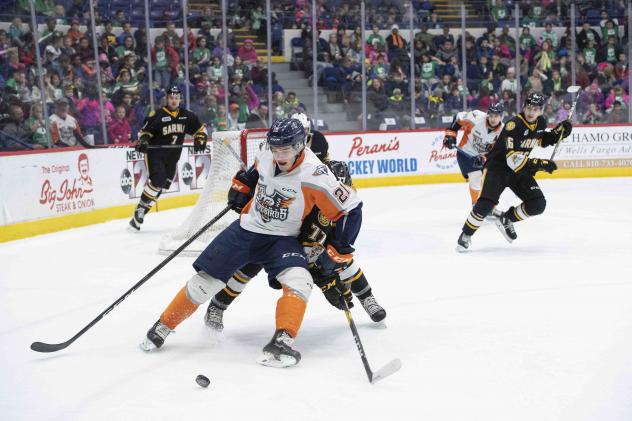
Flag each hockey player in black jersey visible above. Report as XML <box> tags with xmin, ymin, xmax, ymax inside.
<box><xmin>456</xmin><ymin>92</ymin><xmax>572</xmax><ymax>251</ymax></box>
<box><xmin>291</xmin><ymin>112</ymin><xmax>330</xmax><ymax>162</ymax></box>
<box><xmin>204</xmin><ymin>158</ymin><xmax>387</xmax><ymax>332</ymax></box>
<box><xmin>129</xmin><ymin>86</ymin><xmax>208</xmax><ymax>231</ymax></box>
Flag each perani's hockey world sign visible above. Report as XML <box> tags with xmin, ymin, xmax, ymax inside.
<box><xmin>327</xmin><ymin>125</ymin><xmax>632</xmax><ymax>186</ymax></box>
<box><xmin>326</xmin><ymin>130</ymin><xmax>458</xmax><ymax>180</ymax></box>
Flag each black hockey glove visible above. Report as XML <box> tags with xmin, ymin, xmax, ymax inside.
<box><xmin>227</xmin><ymin>171</ymin><xmax>253</xmax><ymax>213</ymax></box>
<box><xmin>531</xmin><ymin>158</ymin><xmax>557</xmax><ymax>174</ymax></box>
<box><xmin>314</xmin><ymin>275</ymin><xmax>353</xmax><ymax>310</ymax></box>
<box><xmin>193</xmin><ymin>132</ymin><xmax>207</xmax><ymax>153</ymax></box>
<box><xmin>552</xmin><ymin>120</ymin><xmax>572</xmax><ymax>139</ymax></box>
<box><xmin>472</xmin><ymin>154</ymin><xmax>485</xmax><ymax>170</ymax></box>
<box><xmin>443</xmin><ymin>130</ymin><xmax>457</xmax><ymax>149</ymax></box>
<box><xmin>316</xmin><ymin>245</ymin><xmax>353</xmax><ymax>278</ymax></box>
<box><xmin>135</xmin><ymin>136</ymin><xmax>150</xmax><ymax>153</ymax></box>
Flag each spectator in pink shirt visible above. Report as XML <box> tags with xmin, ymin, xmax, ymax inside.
<box><xmin>604</xmin><ymin>86</ymin><xmax>629</xmax><ymax>111</ymax></box>
<box><xmin>238</xmin><ymin>39</ymin><xmax>258</xmax><ymax>67</ymax></box>
<box><xmin>108</xmin><ymin>105</ymin><xmax>131</xmax><ymax>144</ymax></box>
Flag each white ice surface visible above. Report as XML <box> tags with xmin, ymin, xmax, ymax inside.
<box><xmin>2</xmin><ymin>177</ymin><xmax>632</xmax><ymax>421</ymax></box>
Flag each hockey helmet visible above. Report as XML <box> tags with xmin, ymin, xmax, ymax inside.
<box><xmin>326</xmin><ymin>160</ymin><xmax>352</xmax><ymax>187</ymax></box>
<box><xmin>290</xmin><ymin>112</ymin><xmax>313</xmax><ymax>139</ymax></box>
<box><xmin>267</xmin><ymin>118</ymin><xmax>306</xmax><ymax>151</ymax></box>
<box><xmin>487</xmin><ymin>102</ymin><xmax>504</xmax><ymax>115</ymax></box>
<box><xmin>167</xmin><ymin>85</ymin><xmax>182</xmax><ymax>98</ymax></box>
<box><xmin>524</xmin><ymin>92</ymin><xmax>545</xmax><ymax>108</ymax></box>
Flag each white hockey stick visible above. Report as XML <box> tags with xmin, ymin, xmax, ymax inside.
<box><xmin>551</xmin><ymin>85</ymin><xmax>581</xmax><ymax>160</ymax></box>
<box><xmin>341</xmin><ymin>297</ymin><xmax>402</xmax><ymax>384</ymax></box>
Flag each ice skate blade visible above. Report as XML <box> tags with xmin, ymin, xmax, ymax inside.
<box><xmin>204</xmin><ymin>320</ymin><xmax>224</xmax><ymax>333</ymax></box>
<box><xmin>371</xmin><ymin>320</ymin><xmax>387</xmax><ymax>329</ymax></box>
<box><xmin>456</xmin><ymin>244</ymin><xmax>469</xmax><ymax>253</ymax></box>
<box><xmin>256</xmin><ymin>352</ymin><xmax>298</xmax><ymax>368</ymax></box>
<box><xmin>127</xmin><ymin>221</ymin><xmax>141</xmax><ymax>233</ymax></box>
<box><xmin>493</xmin><ymin>220</ymin><xmax>515</xmax><ymax>243</ymax></box>
<box><xmin>139</xmin><ymin>338</ymin><xmax>157</xmax><ymax>352</ymax></box>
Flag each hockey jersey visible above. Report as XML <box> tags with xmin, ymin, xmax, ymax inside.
<box><xmin>454</xmin><ymin>110</ymin><xmax>504</xmax><ymax>156</ymax></box>
<box><xmin>50</xmin><ymin>113</ymin><xmax>81</xmax><ymax>146</ymax></box>
<box><xmin>240</xmin><ymin>146</ymin><xmax>361</xmax><ymax>238</ymax></box>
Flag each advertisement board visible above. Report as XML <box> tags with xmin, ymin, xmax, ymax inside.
<box><xmin>0</xmin><ymin>145</ymin><xmax>212</xmax><ymax>226</ymax></box>
<box><xmin>1</xmin><ymin>125</ymin><xmax>631</xmax><ymax>240</ymax></box>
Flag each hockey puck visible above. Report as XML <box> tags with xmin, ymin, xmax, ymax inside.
<box><xmin>195</xmin><ymin>374</ymin><xmax>210</xmax><ymax>388</ymax></box>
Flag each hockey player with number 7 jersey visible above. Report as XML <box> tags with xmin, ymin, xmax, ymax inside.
<box><xmin>140</xmin><ymin>118</ymin><xmax>363</xmax><ymax>368</ymax></box>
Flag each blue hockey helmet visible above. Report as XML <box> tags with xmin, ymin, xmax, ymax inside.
<box><xmin>488</xmin><ymin>102</ymin><xmax>504</xmax><ymax>115</ymax></box>
<box><xmin>267</xmin><ymin>118</ymin><xmax>306</xmax><ymax>151</ymax></box>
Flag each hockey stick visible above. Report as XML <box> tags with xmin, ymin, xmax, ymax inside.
<box><xmin>550</xmin><ymin>85</ymin><xmax>581</xmax><ymax>160</ymax></box>
<box><xmin>340</xmin><ymin>297</ymin><xmax>402</xmax><ymax>384</ymax></box>
<box><xmin>218</xmin><ymin>137</ymin><xmax>248</xmax><ymax>171</ymax></box>
<box><xmin>30</xmin><ymin>205</ymin><xmax>232</xmax><ymax>353</ymax></box>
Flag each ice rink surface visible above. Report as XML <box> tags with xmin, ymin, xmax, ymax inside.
<box><xmin>2</xmin><ymin>177</ymin><xmax>632</xmax><ymax>421</ymax></box>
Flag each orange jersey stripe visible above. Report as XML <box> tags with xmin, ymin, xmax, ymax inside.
<box><xmin>300</xmin><ymin>183</ymin><xmax>346</xmax><ymax>222</ymax></box>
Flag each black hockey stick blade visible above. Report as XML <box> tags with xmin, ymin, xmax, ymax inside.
<box><xmin>370</xmin><ymin>358</ymin><xmax>402</xmax><ymax>384</ymax></box>
<box><xmin>31</xmin><ymin>340</ymin><xmax>71</xmax><ymax>353</ymax></box>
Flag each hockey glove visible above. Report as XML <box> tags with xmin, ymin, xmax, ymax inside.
<box><xmin>443</xmin><ymin>130</ymin><xmax>457</xmax><ymax>149</ymax></box>
<box><xmin>531</xmin><ymin>158</ymin><xmax>557</xmax><ymax>174</ymax></box>
<box><xmin>472</xmin><ymin>154</ymin><xmax>485</xmax><ymax>170</ymax></box>
<box><xmin>552</xmin><ymin>120</ymin><xmax>572</xmax><ymax>139</ymax></box>
<box><xmin>316</xmin><ymin>245</ymin><xmax>353</xmax><ymax>277</ymax></box>
<box><xmin>135</xmin><ymin>136</ymin><xmax>150</xmax><ymax>153</ymax></box>
<box><xmin>314</xmin><ymin>274</ymin><xmax>353</xmax><ymax>310</ymax></box>
<box><xmin>193</xmin><ymin>132</ymin><xmax>207</xmax><ymax>153</ymax></box>
<box><xmin>227</xmin><ymin>171</ymin><xmax>254</xmax><ymax>213</ymax></box>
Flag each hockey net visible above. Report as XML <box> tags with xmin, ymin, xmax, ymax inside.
<box><xmin>158</xmin><ymin>128</ymin><xmax>268</xmax><ymax>256</ymax></box>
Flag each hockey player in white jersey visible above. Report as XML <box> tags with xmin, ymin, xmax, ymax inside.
<box><xmin>140</xmin><ymin>118</ymin><xmax>363</xmax><ymax>368</ymax></box>
<box><xmin>442</xmin><ymin>103</ymin><xmax>505</xmax><ymax>204</ymax></box>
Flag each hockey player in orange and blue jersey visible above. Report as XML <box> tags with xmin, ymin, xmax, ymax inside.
<box><xmin>203</xmin><ymin>159</ymin><xmax>387</xmax><ymax>334</ymax></box>
<box><xmin>140</xmin><ymin>118</ymin><xmax>363</xmax><ymax>368</ymax></box>
<box><xmin>443</xmin><ymin>103</ymin><xmax>505</xmax><ymax>205</ymax></box>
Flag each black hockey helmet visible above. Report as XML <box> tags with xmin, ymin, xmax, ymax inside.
<box><xmin>524</xmin><ymin>92</ymin><xmax>545</xmax><ymax>108</ymax></box>
<box><xmin>267</xmin><ymin>118</ymin><xmax>306</xmax><ymax>151</ymax></box>
<box><xmin>488</xmin><ymin>102</ymin><xmax>504</xmax><ymax>115</ymax></box>
<box><xmin>326</xmin><ymin>160</ymin><xmax>352</xmax><ymax>186</ymax></box>
<box><xmin>167</xmin><ymin>85</ymin><xmax>182</xmax><ymax>98</ymax></box>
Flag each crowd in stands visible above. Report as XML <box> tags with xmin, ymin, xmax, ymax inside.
<box><xmin>291</xmin><ymin>0</ymin><xmax>629</xmax><ymax>129</ymax></box>
<box><xmin>0</xmin><ymin>0</ymin><xmax>630</xmax><ymax>149</ymax></box>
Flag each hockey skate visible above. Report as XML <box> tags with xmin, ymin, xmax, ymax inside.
<box><xmin>456</xmin><ymin>232</ymin><xmax>472</xmax><ymax>252</ymax></box>
<box><xmin>128</xmin><ymin>206</ymin><xmax>147</xmax><ymax>232</ymax></box>
<box><xmin>256</xmin><ymin>330</ymin><xmax>301</xmax><ymax>368</ymax></box>
<box><xmin>359</xmin><ymin>294</ymin><xmax>386</xmax><ymax>322</ymax></box>
<box><xmin>204</xmin><ymin>303</ymin><xmax>225</xmax><ymax>332</ymax></box>
<box><xmin>139</xmin><ymin>320</ymin><xmax>172</xmax><ymax>352</ymax></box>
<box><xmin>492</xmin><ymin>209</ymin><xmax>517</xmax><ymax>243</ymax></box>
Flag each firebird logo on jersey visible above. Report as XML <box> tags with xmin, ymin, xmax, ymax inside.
<box><xmin>312</xmin><ymin>165</ymin><xmax>329</xmax><ymax>176</ymax></box>
<box><xmin>255</xmin><ymin>184</ymin><xmax>295</xmax><ymax>222</ymax></box>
